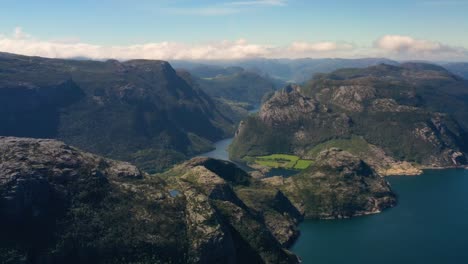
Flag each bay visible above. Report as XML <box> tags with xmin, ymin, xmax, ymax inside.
<box><xmin>198</xmin><ymin>107</ymin><xmax>468</xmax><ymax>263</ymax></box>
<box><xmin>291</xmin><ymin>169</ymin><xmax>468</xmax><ymax>264</ymax></box>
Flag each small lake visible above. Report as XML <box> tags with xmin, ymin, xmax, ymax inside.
<box><xmin>292</xmin><ymin>169</ymin><xmax>468</xmax><ymax>264</ymax></box>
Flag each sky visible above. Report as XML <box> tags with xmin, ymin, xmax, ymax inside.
<box><xmin>0</xmin><ymin>0</ymin><xmax>467</xmax><ymax>61</ymax></box>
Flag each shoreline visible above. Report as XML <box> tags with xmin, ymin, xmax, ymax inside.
<box><xmin>384</xmin><ymin>165</ymin><xmax>468</xmax><ymax>177</ymax></box>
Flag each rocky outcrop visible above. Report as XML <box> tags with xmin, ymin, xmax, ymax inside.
<box><xmin>370</xmin><ymin>98</ymin><xmax>419</xmax><ymax>112</ymax></box>
<box><xmin>259</xmin><ymin>84</ymin><xmax>320</xmax><ymax>126</ymax></box>
<box><xmin>0</xmin><ymin>137</ymin><xmax>300</xmax><ymax>264</ymax></box>
<box><xmin>382</xmin><ymin>161</ymin><xmax>423</xmax><ymax>176</ymax></box>
<box><xmin>264</xmin><ymin>149</ymin><xmax>397</xmax><ymax>219</ymax></box>
<box><xmin>331</xmin><ymin>85</ymin><xmax>375</xmax><ymax>112</ymax></box>
<box><xmin>163</xmin><ymin>157</ymin><xmax>301</xmax><ymax>263</ymax></box>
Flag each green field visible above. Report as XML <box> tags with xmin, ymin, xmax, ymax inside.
<box><xmin>250</xmin><ymin>154</ymin><xmax>313</xmax><ymax>170</ymax></box>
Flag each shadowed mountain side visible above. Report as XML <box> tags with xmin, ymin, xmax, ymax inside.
<box><xmin>0</xmin><ymin>52</ymin><xmax>245</xmax><ymax>172</ymax></box>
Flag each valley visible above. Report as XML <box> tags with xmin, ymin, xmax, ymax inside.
<box><xmin>1</xmin><ymin>52</ymin><xmax>468</xmax><ymax>264</ymax></box>
<box><xmin>2</xmin><ymin>1</ymin><xmax>468</xmax><ymax>263</ymax></box>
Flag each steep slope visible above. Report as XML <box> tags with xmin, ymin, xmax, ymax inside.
<box><xmin>230</xmin><ymin>63</ymin><xmax>468</xmax><ymax>173</ymax></box>
<box><xmin>0</xmin><ymin>137</ymin><xmax>299</xmax><ymax>264</ymax></box>
<box><xmin>0</xmin><ymin>52</ymin><xmax>236</xmax><ymax>172</ymax></box>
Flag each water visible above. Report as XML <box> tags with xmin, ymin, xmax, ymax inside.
<box><xmin>265</xmin><ymin>168</ymin><xmax>300</xmax><ymax>178</ymax></box>
<box><xmin>199</xmin><ymin>106</ymin><xmax>468</xmax><ymax>263</ymax></box>
<box><xmin>200</xmin><ymin>105</ymin><xmax>260</xmax><ymax>162</ymax></box>
<box><xmin>199</xmin><ymin>136</ymin><xmax>297</xmax><ymax>176</ymax></box>
<box><xmin>200</xmin><ymin>138</ymin><xmax>233</xmax><ymax>161</ymax></box>
<box><xmin>291</xmin><ymin>169</ymin><xmax>468</xmax><ymax>264</ymax></box>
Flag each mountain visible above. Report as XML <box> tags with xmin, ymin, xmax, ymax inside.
<box><xmin>176</xmin><ymin>64</ymin><xmax>246</xmax><ymax>79</ymax></box>
<box><xmin>0</xmin><ymin>52</ymin><xmax>241</xmax><ymax>172</ymax></box>
<box><xmin>0</xmin><ymin>137</ymin><xmax>395</xmax><ymax>263</ymax></box>
<box><xmin>444</xmin><ymin>62</ymin><xmax>468</xmax><ymax>79</ymax></box>
<box><xmin>172</xmin><ymin>58</ymin><xmax>399</xmax><ymax>83</ymax></box>
<box><xmin>230</xmin><ymin>63</ymin><xmax>468</xmax><ymax>174</ymax></box>
<box><xmin>0</xmin><ymin>137</ymin><xmax>300</xmax><ymax>264</ymax></box>
<box><xmin>195</xmin><ymin>70</ymin><xmax>279</xmax><ymax>105</ymax></box>
<box><xmin>173</xmin><ymin>63</ymin><xmax>283</xmax><ymax>105</ymax></box>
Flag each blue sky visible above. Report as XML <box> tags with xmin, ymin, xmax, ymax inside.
<box><xmin>0</xmin><ymin>0</ymin><xmax>467</xmax><ymax>60</ymax></box>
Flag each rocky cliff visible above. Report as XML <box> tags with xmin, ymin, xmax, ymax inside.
<box><xmin>0</xmin><ymin>137</ymin><xmax>299</xmax><ymax>264</ymax></box>
<box><xmin>0</xmin><ymin>52</ymin><xmax>241</xmax><ymax>173</ymax></box>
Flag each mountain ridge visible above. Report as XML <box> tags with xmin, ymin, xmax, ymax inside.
<box><xmin>230</xmin><ymin>63</ymin><xmax>468</xmax><ymax>174</ymax></box>
<box><xmin>0</xmin><ymin>52</ymin><xmax>241</xmax><ymax>172</ymax></box>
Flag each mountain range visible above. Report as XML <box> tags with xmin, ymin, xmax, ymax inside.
<box><xmin>0</xmin><ymin>52</ymin><xmax>243</xmax><ymax>172</ymax></box>
<box><xmin>230</xmin><ymin>63</ymin><xmax>468</xmax><ymax>175</ymax></box>
<box><xmin>1</xmin><ymin>51</ymin><xmax>468</xmax><ymax>263</ymax></box>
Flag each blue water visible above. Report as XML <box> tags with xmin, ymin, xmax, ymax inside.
<box><xmin>168</xmin><ymin>189</ymin><xmax>181</xmax><ymax>197</ymax></box>
<box><xmin>198</xmin><ymin>106</ymin><xmax>468</xmax><ymax>263</ymax></box>
<box><xmin>291</xmin><ymin>169</ymin><xmax>468</xmax><ymax>264</ymax></box>
<box><xmin>200</xmin><ymin>138</ymin><xmax>233</xmax><ymax>161</ymax></box>
<box><xmin>200</xmin><ymin>105</ymin><xmax>260</xmax><ymax>162</ymax></box>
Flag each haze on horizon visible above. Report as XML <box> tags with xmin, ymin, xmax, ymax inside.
<box><xmin>1</xmin><ymin>0</ymin><xmax>467</xmax><ymax>61</ymax></box>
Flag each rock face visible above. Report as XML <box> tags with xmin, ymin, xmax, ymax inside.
<box><xmin>263</xmin><ymin>149</ymin><xmax>396</xmax><ymax>219</ymax></box>
<box><xmin>0</xmin><ymin>52</ymin><xmax>239</xmax><ymax>173</ymax></box>
<box><xmin>259</xmin><ymin>84</ymin><xmax>320</xmax><ymax>126</ymax></box>
<box><xmin>0</xmin><ymin>137</ymin><xmax>300</xmax><ymax>264</ymax></box>
<box><xmin>161</xmin><ymin>157</ymin><xmax>302</xmax><ymax>263</ymax></box>
<box><xmin>230</xmin><ymin>63</ymin><xmax>468</xmax><ymax>171</ymax></box>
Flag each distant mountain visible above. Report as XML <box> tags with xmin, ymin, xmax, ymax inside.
<box><xmin>443</xmin><ymin>62</ymin><xmax>468</xmax><ymax>79</ymax></box>
<box><xmin>172</xmin><ymin>58</ymin><xmax>399</xmax><ymax>83</ymax></box>
<box><xmin>172</xmin><ymin>63</ymin><xmax>284</xmax><ymax>105</ymax></box>
<box><xmin>196</xmin><ymin>70</ymin><xmax>280</xmax><ymax>105</ymax></box>
<box><xmin>230</xmin><ymin>63</ymin><xmax>468</xmax><ymax>174</ymax></box>
<box><xmin>0</xmin><ymin>52</ymin><xmax>239</xmax><ymax>172</ymax></box>
<box><xmin>180</xmin><ymin>64</ymin><xmax>246</xmax><ymax>79</ymax></box>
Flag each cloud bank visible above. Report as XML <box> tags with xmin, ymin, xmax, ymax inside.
<box><xmin>374</xmin><ymin>35</ymin><xmax>468</xmax><ymax>60</ymax></box>
<box><xmin>0</xmin><ymin>28</ymin><xmax>467</xmax><ymax>61</ymax></box>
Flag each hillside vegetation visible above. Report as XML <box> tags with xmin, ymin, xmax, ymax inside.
<box><xmin>231</xmin><ymin>63</ymin><xmax>468</xmax><ymax>174</ymax></box>
<box><xmin>0</xmin><ymin>52</ymin><xmax>241</xmax><ymax>172</ymax></box>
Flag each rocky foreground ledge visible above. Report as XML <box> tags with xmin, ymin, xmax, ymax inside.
<box><xmin>0</xmin><ymin>137</ymin><xmax>299</xmax><ymax>264</ymax></box>
<box><xmin>0</xmin><ymin>137</ymin><xmax>396</xmax><ymax>263</ymax></box>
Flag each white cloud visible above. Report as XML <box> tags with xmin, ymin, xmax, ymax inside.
<box><xmin>289</xmin><ymin>41</ymin><xmax>354</xmax><ymax>52</ymax></box>
<box><xmin>374</xmin><ymin>35</ymin><xmax>468</xmax><ymax>60</ymax></box>
<box><xmin>0</xmin><ymin>29</ymin><xmax>467</xmax><ymax>61</ymax></box>
<box><xmin>375</xmin><ymin>35</ymin><xmax>443</xmax><ymax>52</ymax></box>
<box><xmin>0</xmin><ymin>28</ymin><xmax>351</xmax><ymax>60</ymax></box>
